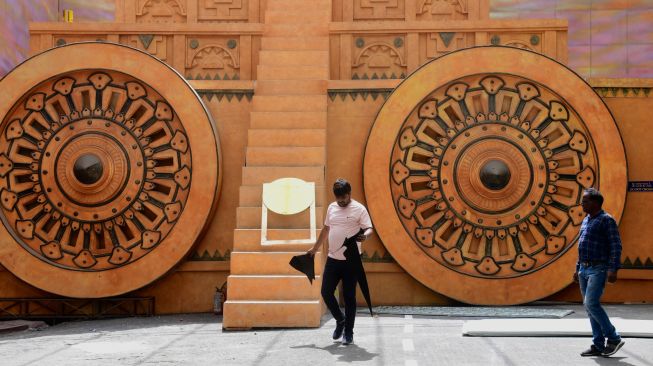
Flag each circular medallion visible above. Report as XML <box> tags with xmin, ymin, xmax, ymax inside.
<box><xmin>0</xmin><ymin>42</ymin><xmax>221</xmax><ymax>298</ymax></box>
<box><xmin>364</xmin><ymin>47</ymin><xmax>626</xmax><ymax>304</ymax></box>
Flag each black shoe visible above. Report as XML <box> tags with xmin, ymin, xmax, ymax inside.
<box><xmin>580</xmin><ymin>345</ymin><xmax>603</xmax><ymax>357</ymax></box>
<box><xmin>332</xmin><ymin>320</ymin><xmax>345</xmax><ymax>340</ymax></box>
<box><xmin>602</xmin><ymin>339</ymin><xmax>625</xmax><ymax>357</ymax></box>
<box><xmin>342</xmin><ymin>333</ymin><xmax>353</xmax><ymax>345</ymax></box>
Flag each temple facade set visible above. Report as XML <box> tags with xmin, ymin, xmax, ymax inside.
<box><xmin>0</xmin><ymin>0</ymin><xmax>651</xmax><ymax>328</ymax></box>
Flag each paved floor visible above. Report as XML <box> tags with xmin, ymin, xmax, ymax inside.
<box><xmin>1</xmin><ymin>305</ymin><xmax>652</xmax><ymax>366</ymax></box>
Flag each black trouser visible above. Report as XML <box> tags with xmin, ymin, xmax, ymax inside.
<box><xmin>321</xmin><ymin>256</ymin><xmax>357</xmax><ymax>336</ymax></box>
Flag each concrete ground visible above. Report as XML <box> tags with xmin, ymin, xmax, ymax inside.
<box><xmin>1</xmin><ymin>304</ymin><xmax>652</xmax><ymax>366</ymax></box>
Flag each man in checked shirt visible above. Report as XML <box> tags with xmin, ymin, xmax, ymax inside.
<box><xmin>574</xmin><ymin>188</ymin><xmax>625</xmax><ymax>357</ymax></box>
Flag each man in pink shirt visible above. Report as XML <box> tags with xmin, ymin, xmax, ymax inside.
<box><xmin>308</xmin><ymin>179</ymin><xmax>374</xmax><ymax>345</ymax></box>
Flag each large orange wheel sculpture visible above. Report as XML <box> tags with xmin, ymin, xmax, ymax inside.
<box><xmin>0</xmin><ymin>42</ymin><xmax>221</xmax><ymax>298</ymax></box>
<box><xmin>364</xmin><ymin>47</ymin><xmax>626</xmax><ymax>305</ymax></box>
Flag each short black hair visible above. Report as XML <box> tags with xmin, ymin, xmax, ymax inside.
<box><xmin>333</xmin><ymin>178</ymin><xmax>351</xmax><ymax>196</ymax></box>
<box><xmin>583</xmin><ymin>188</ymin><xmax>604</xmax><ymax>206</ymax></box>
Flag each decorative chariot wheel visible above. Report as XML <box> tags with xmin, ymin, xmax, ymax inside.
<box><xmin>0</xmin><ymin>42</ymin><xmax>221</xmax><ymax>298</ymax></box>
<box><xmin>364</xmin><ymin>47</ymin><xmax>626</xmax><ymax>304</ymax></box>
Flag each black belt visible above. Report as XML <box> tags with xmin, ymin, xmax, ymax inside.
<box><xmin>580</xmin><ymin>260</ymin><xmax>607</xmax><ymax>267</ymax></box>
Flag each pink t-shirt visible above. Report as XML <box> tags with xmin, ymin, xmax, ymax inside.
<box><xmin>324</xmin><ymin>199</ymin><xmax>373</xmax><ymax>260</ymax></box>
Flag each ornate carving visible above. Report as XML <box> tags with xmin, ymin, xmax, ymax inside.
<box><xmin>127</xmin><ymin>35</ymin><xmax>169</xmax><ymax>61</ymax></box>
<box><xmin>137</xmin><ymin>0</ymin><xmax>187</xmax><ymax>23</ymax></box>
<box><xmin>388</xmin><ymin>74</ymin><xmax>598</xmax><ymax>278</ymax></box>
<box><xmin>185</xmin><ymin>39</ymin><xmax>240</xmax><ymax>80</ymax></box>
<box><xmin>0</xmin><ymin>70</ymin><xmax>192</xmax><ymax>271</ymax></box>
<box><xmin>355</xmin><ymin>0</ymin><xmax>405</xmax><ymax>20</ymax></box>
<box><xmin>198</xmin><ymin>0</ymin><xmax>248</xmax><ymax>22</ymax></box>
<box><xmin>352</xmin><ymin>41</ymin><xmax>407</xmax><ymax>80</ymax></box>
<box><xmin>427</xmin><ymin>32</ymin><xmax>467</xmax><ymax>58</ymax></box>
<box><xmin>417</xmin><ymin>0</ymin><xmax>468</xmax><ymax>21</ymax></box>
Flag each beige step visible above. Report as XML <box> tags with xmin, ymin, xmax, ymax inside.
<box><xmin>236</xmin><ymin>206</ymin><xmax>324</xmax><ymax>229</ymax></box>
<box><xmin>252</xmin><ymin>95</ymin><xmax>327</xmax><ymax>112</ymax></box>
<box><xmin>257</xmin><ymin>65</ymin><xmax>329</xmax><ymax>80</ymax></box>
<box><xmin>261</xmin><ymin>37</ymin><xmax>329</xmax><ymax>51</ymax></box>
<box><xmin>233</xmin><ymin>229</ymin><xmax>323</xmax><ymax>251</ymax></box>
<box><xmin>223</xmin><ymin>300</ymin><xmax>322</xmax><ymax>329</ymax></box>
<box><xmin>230</xmin><ymin>252</ymin><xmax>324</xmax><ymax>275</ymax></box>
<box><xmin>264</xmin><ymin>24</ymin><xmax>328</xmax><ymax>37</ymax></box>
<box><xmin>265</xmin><ymin>10</ymin><xmax>331</xmax><ymax>23</ymax></box>
<box><xmin>247</xmin><ymin>129</ymin><xmax>326</xmax><ymax>147</ymax></box>
<box><xmin>255</xmin><ymin>80</ymin><xmax>327</xmax><ymax>95</ymax></box>
<box><xmin>250</xmin><ymin>111</ymin><xmax>327</xmax><ymax>129</ymax></box>
<box><xmin>239</xmin><ymin>185</ymin><xmax>327</xmax><ymax>207</ymax></box>
<box><xmin>242</xmin><ymin>166</ymin><xmax>324</xmax><ymax>185</ymax></box>
<box><xmin>227</xmin><ymin>275</ymin><xmax>321</xmax><ymax>300</ymax></box>
<box><xmin>266</xmin><ymin>0</ymin><xmax>330</xmax><ymax>11</ymax></box>
<box><xmin>259</xmin><ymin>51</ymin><xmax>329</xmax><ymax>66</ymax></box>
<box><xmin>246</xmin><ymin>146</ymin><xmax>325</xmax><ymax>166</ymax></box>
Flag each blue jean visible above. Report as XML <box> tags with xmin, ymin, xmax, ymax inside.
<box><xmin>578</xmin><ymin>263</ymin><xmax>621</xmax><ymax>350</ymax></box>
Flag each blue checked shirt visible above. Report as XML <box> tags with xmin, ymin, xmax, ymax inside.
<box><xmin>576</xmin><ymin>210</ymin><xmax>622</xmax><ymax>272</ymax></box>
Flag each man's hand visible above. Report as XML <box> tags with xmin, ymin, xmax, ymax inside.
<box><xmin>307</xmin><ymin>247</ymin><xmax>318</xmax><ymax>257</ymax></box>
<box><xmin>573</xmin><ymin>271</ymin><xmax>579</xmax><ymax>283</ymax></box>
<box><xmin>355</xmin><ymin>233</ymin><xmax>368</xmax><ymax>242</ymax></box>
<box><xmin>607</xmin><ymin>271</ymin><xmax>618</xmax><ymax>284</ymax></box>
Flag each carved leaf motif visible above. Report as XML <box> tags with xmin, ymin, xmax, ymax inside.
<box><xmin>549</xmin><ymin>101</ymin><xmax>569</xmax><ymax>121</ymax></box>
<box><xmin>576</xmin><ymin>167</ymin><xmax>595</xmax><ymax>188</ymax></box>
<box><xmin>445</xmin><ymin>83</ymin><xmax>468</xmax><ymax>101</ymax></box>
<box><xmin>511</xmin><ymin>253</ymin><xmax>536</xmax><ymax>272</ymax></box>
<box><xmin>475</xmin><ymin>256</ymin><xmax>500</xmax><ymax>275</ymax></box>
<box><xmin>397</xmin><ymin>196</ymin><xmax>416</xmax><ymax>218</ymax></box>
<box><xmin>88</xmin><ymin>73</ymin><xmax>112</xmax><ymax>90</ymax></box>
<box><xmin>442</xmin><ymin>247</ymin><xmax>464</xmax><ymax>266</ymax></box>
<box><xmin>569</xmin><ymin>131</ymin><xmax>588</xmax><ymax>153</ymax></box>
<box><xmin>392</xmin><ymin>160</ymin><xmax>410</xmax><ymax>184</ymax></box>
<box><xmin>418</xmin><ymin>99</ymin><xmax>438</xmax><ymax>119</ymax></box>
<box><xmin>399</xmin><ymin>128</ymin><xmax>418</xmax><ymax>150</ymax></box>
<box><xmin>53</xmin><ymin>77</ymin><xmax>76</xmax><ymax>95</ymax></box>
<box><xmin>40</xmin><ymin>241</ymin><xmax>63</xmax><ymax>260</ymax></box>
<box><xmin>415</xmin><ymin>228</ymin><xmax>434</xmax><ymax>247</ymax></box>
<box><xmin>516</xmin><ymin>82</ymin><xmax>540</xmax><ymax>101</ymax></box>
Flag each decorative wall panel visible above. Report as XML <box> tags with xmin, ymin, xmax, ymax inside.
<box><xmin>364</xmin><ymin>47</ymin><xmax>627</xmax><ymax>304</ymax></box>
<box><xmin>0</xmin><ymin>42</ymin><xmax>221</xmax><ymax>298</ymax></box>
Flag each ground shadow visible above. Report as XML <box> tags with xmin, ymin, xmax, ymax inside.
<box><xmin>291</xmin><ymin>342</ymin><xmax>379</xmax><ymax>363</ymax></box>
<box><xmin>591</xmin><ymin>356</ymin><xmax>639</xmax><ymax>366</ymax></box>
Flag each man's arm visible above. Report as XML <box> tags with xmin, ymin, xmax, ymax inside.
<box><xmin>606</xmin><ymin>217</ymin><xmax>622</xmax><ymax>283</ymax></box>
<box><xmin>308</xmin><ymin>225</ymin><xmax>329</xmax><ymax>257</ymax></box>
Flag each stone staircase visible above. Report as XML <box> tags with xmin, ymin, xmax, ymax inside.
<box><xmin>222</xmin><ymin>0</ymin><xmax>330</xmax><ymax>329</ymax></box>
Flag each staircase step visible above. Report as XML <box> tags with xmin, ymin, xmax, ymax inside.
<box><xmin>259</xmin><ymin>50</ymin><xmax>329</xmax><ymax>66</ymax></box>
<box><xmin>264</xmin><ymin>23</ymin><xmax>328</xmax><ymax>36</ymax></box>
<box><xmin>252</xmin><ymin>95</ymin><xmax>327</xmax><ymax>112</ymax></box>
<box><xmin>261</xmin><ymin>37</ymin><xmax>329</xmax><ymax>51</ymax></box>
<box><xmin>255</xmin><ymin>80</ymin><xmax>326</xmax><ymax>95</ymax></box>
<box><xmin>242</xmin><ymin>166</ymin><xmax>324</xmax><ymax>185</ymax></box>
<box><xmin>247</xmin><ymin>129</ymin><xmax>326</xmax><ymax>147</ymax></box>
<box><xmin>258</xmin><ymin>65</ymin><xmax>328</xmax><ymax>80</ymax></box>
<box><xmin>231</xmin><ymin>252</ymin><xmax>324</xmax><ymax>275</ymax></box>
<box><xmin>265</xmin><ymin>10</ymin><xmax>331</xmax><ymax>23</ymax></box>
<box><xmin>233</xmin><ymin>229</ymin><xmax>323</xmax><ymax>251</ymax></box>
<box><xmin>239</xmin><ymin>185</ymin><xmax>326</xmax><ymax>207</ymax></box>
<box><xmin>246</xmin><ymin>146</ymin><xmax>325</xmax><ymax>166</ymax></box>
<box><xmin>237</xmin><ymin>206</ymin><xmax>324</xmax><ymax>229</ymax></box>
<box><xmin>223</xmin><ymin>300</ymin><xmax>322</xmax><ymax>329</ymax></box>
<box><xmin>250</xmin><ymin>111</ymin><xmax>327</xmax><ymax>129</ymax></box>
<box><xmin>255</xmin><ymin>80</ymin><xmax>327</xmax><ymax>95</ymax></box>
<box><xmin>266</xmin><ymin>0</ymin><xmax>330</xmax><ymax>12</ymax></box>
<box><xmin>227</xmin><ymin>275</ymin><xmax>321</xmax><ymax>300</ymax></box>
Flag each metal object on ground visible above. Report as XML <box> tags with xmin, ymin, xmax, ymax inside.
<box><xmin>364</xmin><ymin>46</ymin><xmax>627</xmax><ymax>305</ymax></box>
<box><xmin>0</xmin><ymin>42</ymin><xmax>221</xmax><ymax>298</ymax></box>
